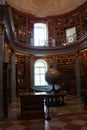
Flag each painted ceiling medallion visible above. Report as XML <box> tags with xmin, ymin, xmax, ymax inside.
<box><xmin>32</xmin><ymin>0</ymin><xmax>51</xmax><ymax>9</ymax></box>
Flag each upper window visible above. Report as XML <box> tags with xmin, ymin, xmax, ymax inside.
<box><xmin>66</xmin><ymin>27</ymin><xmax>76</xmax><ymax>44</ymax></box>
<box><xmin>34</xmin><ymin>59</ymin><xmax>48</xmax><ymax>86</ymax></box>
<box><xmin>34</xmin><ymin>23</ymin><xmax>48</xmax><ymax>46</ymax></box>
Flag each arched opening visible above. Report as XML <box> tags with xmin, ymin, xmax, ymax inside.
<box><xmin>34</xmin><ymin>59</ymin><xmax>48</xmax><ymax>86</ymax></box>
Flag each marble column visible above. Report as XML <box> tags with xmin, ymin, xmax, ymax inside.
<box><xmin>4</xmin><ymin>45</ymin><xmax>9</xmax><ymax>63</ymax></box>
<box><xmin>11</xmin><ymin>53</ymin><xmax>16</xmax><ymax>102</ymax></box>
<box><xmin>30</xmin><ymin>55</ymin><xmax>34</xmax><ymax>87</ymax></box>
<box><xmin>0</xmin><ymin>24</ymin><xmax>4</xmax><ymax>120</ymax></box>
<box><xmin>75</xmin><ymin>54</ymin><xmax>81</xmax><ymax>97</ymax></box>
<box><xmin>52</xmin><ymin>56</ymin><xmax>57</xmax><ymax>69</ymax></box>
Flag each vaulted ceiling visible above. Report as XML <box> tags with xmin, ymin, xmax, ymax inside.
<box><xmin>6</xmin><ymin>0</ymin><xmax>87</xmax><ymax>17</ymax></box>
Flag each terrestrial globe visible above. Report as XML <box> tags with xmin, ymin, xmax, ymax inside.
<box><xmin>45</xmin><ymin>68</ymin><xmax>60</xmax><ymax>91</ymax></box>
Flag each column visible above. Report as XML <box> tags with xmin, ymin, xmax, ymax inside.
<box><xmin>0</xmin><ymin>24</ymin><xmax>4</xmax><ymax>120</ymax></box>
<box><xmin>4</xmin><ymin>43</ymin><xmax>9</xmax><ymax>63</ymax></box>
<box><xmin>82</xmin><ymin>51</ymin><xmax>87</xmax><ymax>90</ymax></box>
<box><xmin>30</xmin><ymin>55</ymin><xmax>34</xmax><ymax>87</ymax></box>
<box><xmin>52</xmin><ymin>56</ymin><xmax>57</xmax><ymax>69</ymax></box>
<box><xmin>11</xmin><ymin>53</ymin><xmax>16</xmax><ymax>102</ymax></box>
<box><xmin>75</xmin><ymin>54</ymin><xmax>81</xmax><ymax>97</ymax></box>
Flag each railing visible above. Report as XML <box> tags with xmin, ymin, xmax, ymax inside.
<box><xmin>17</xmin><ymin>33</ymin><xmax>77</xmax><ymax>48</ymax></box>
<box><xmin>5</xmin><ymin>6</ymin><xmax>87</xmax><ymax>55</ymax></box>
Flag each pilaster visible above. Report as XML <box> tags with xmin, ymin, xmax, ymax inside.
<box><xmin>75</xmin><ymin>54</ymin><xmax>81</xmax><ymax>97</ymax></box>
<box><xmin>11</xmin><ymin>53</ymin><xmax>16</xmax><ymax>102</ymax></box>
<box><xmin>0</xmin><ymin>24</ymin><xmax>4</xmax><ymax>120</ymax></box>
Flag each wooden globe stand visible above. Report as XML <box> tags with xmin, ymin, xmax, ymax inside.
<box><xmin>45</xmin><ymin>103</ymin><xmax>51</xmax><ymax>121</ymax></box>
<box><xmin>51</xmin><ymin>84</ymin><xmax>55</xmax><ymax>92</ymax></box>
<box><xmin>45</xmin><ymin>68</ymin><xmax>60</xmax><ymax>121</ymax></box>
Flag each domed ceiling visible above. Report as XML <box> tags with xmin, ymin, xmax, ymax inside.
<box><xmin>6</xmin><ymin>0</ymin><xmax>87</xmax><ymax>17</ymax></box>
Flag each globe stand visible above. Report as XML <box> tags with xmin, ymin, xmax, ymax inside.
<box><xmin>45</xmin><ymin>96</ymin><xmax>51</xmax><ymax>121</ymax></box>
<box><xmin>45</xmin><ymin>106</ymin><xmax>51</xmax><ymax>121</ymax></box>
<box><xmin>45</xmin><ymin>68</ymin><xmax>60</xmax><ymax>121</ymax></box>
<box><xmin>51</xmin><ymin>84</ymin><xmax>55</xmax><ymax>92</ymax></box>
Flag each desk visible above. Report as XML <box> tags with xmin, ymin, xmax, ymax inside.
<box><xmin>20</xmin><ymin>91</ymin><xmax>67</xmax><ymax>113</ymax></box>
<box><xmin>20</xmin><ymin>93</ymin><xmax>46</xmax><ymax>120</ymax></box>
<box><xmin>45</xmin><ymin>91</ymin><xmax>67</xmax><ymax>107</ymax></box>
<box><xmin>20</xmin><ymin>91</ymin><xmax>67</xmax><ymax>119</ymax></box>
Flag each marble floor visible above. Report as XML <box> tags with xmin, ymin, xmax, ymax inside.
<box><xmin>0</xmin><ymin>95</ymin><xmax>87</xmax><ymax>130</ymax></box>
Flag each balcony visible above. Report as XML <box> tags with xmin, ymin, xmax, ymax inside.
<box><xmin>13</xmin><ymin>33</ymin><xmax>87</xmax><ymax>55</ymax></box>
<box><xmin>4</xmin><ymin>5</ymin><xmax>87</xmax><ymax>55</ymax></box>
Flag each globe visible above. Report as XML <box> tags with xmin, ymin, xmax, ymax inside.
<box><xmin>45</xmin><ymin>68</ymin><xmax>60</xmax><ymax>86</ymax></box>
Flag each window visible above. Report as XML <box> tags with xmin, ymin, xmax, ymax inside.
<box><xmin>34</xmin><ymin>23</ymin><xmax>48</xmax><ymax>46</ymax></box>
<box><xmin>66</xmin><ymin>27</ymin><xmax>76</xmax><ymax>44</ymax></box>
<box><xmin>34</xmin><ymin>60</ymin><xmax>48</xmax><ymax>86</ymax></box>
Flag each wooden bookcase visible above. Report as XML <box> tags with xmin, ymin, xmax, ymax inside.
<box><xmin>57</xmin><ymin>56</ymin><xmax>76</xmax><ymax>94</ymax></box>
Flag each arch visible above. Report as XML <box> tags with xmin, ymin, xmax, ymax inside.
<box><xmin>34</xmin><ymin>59</ymin><xmax>48</xmax><ymax>86</ymax></box>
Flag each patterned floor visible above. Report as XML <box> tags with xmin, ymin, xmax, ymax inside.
<box><xmin>0</xmin><ymin>95</ymin><xmax>87</xmax><ymax>130</ymax></box>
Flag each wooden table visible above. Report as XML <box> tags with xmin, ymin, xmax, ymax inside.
<box><xmin>45</xmin><ymin>91</ymin><xmax>67</xmax><ymax>107</ymax></box>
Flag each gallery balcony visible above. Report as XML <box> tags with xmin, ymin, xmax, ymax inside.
<box><xmin>12</xmin><ymin>33</ymin><xmax>87</xmax><ymax>55</ymax></box>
